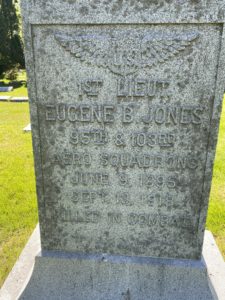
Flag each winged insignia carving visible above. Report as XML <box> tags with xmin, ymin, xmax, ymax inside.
<box><xmin>55</xmin><ymin>32</ymin><xmax>199</xmax><ymax>76</ymax></box>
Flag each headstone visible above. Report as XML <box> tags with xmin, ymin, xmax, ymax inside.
<box><xmin>0</xmin><ymin>96</ymin><xmax>11</xmax><ymax>102</ymax></box>
<box><xmin>0</xmin><ymin>86</ymin><xmax>13</xmax><ymax>92</ymax></box>
<box><xmin>10</xmin><ymin>96</ymin><xmax>28</xmax><ymax>102</ymax></box>
<box><xmin>23</xmin><ymin>123</ymin><xmax>31</xmax><ymax>132</ymax></box>
<box><xmin>20</xmin><ymin>1</ymin><xmax>225</xmax><ymax>299</ymax></box>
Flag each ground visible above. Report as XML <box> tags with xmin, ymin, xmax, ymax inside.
<box><xmin>0</xmin><ymin>71</ymin><xmax>224</xmax><ymax>287</ymax></box>
<box><xmin>0</xmin><ymin>102</ymin><xmax>37</xmax><ymax>287</ymax></box>
<box><xmin>206</xmin><ymin>101</ymin><xmax>225</xmax><ymax>257</ymax></box>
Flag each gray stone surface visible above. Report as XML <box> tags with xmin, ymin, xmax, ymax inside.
<box><xmin>19</xmin><ymin>254</ymin><xmax>215</xmax><ymax>300</ymax></box>
<box><xmin>0</xmin><ymin>225</ymin><xmax>41</xmax><ymax>300</ymax></box>
<box><xmin>21</xmin><ymin>0</ymin><xmax>225</xmax><ymax>260</ymax></box>
<box><xmin>203</xmin><ymin>231</ymin><xmax>225</xmax><ymax>299</ymax></box>
<box><xmin>1</xmin><ymin>229</ymin><xmax>224</xmax><ymax>300</ymax></box>
<box><xmin>19</xmin><ymin>1</ymin><xmax>225</xmax><ymax>24</ymax></box>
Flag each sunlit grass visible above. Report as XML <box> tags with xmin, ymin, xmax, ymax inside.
<box><xmin>0</xmin><ymin>70</ymin><xmax>28</xmax><ymax>98</ymax></box>
<box><xmin>207</xmin><ymin>98</ymin><xmax>225</xmax><ymax>258</ymax></box>
<box><xmin>0</xmin><ymin>102</ymin><xmax>38</xmax><ymax>287</ymax></box>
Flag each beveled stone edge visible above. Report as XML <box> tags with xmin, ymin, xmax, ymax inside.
<box><xmin>203</xmin><ymin>231</ymin><xmax>225</xmax><ymax>300</ymax></box>
<box><xmin>20</xmin><ymin>0</ymin><xmax>225</xmax><ymax>24</ymax></box>
<box><xmin>0</xmin><ymin>225</ymin><xmax>41</xmax><ymax>300</ymax></box>
<box><xmin>0</xmin><ymin>227</ymin><xmax>224</xmax><ymax>300</ymax></box>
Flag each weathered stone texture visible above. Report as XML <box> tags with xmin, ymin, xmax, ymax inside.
<box><xmin>21</xmin><ymin>0</ymin><xmax>225</xmax><ymax>260</ymax></box>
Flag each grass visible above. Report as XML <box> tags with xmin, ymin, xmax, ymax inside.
<box><xmin>0</xmin><ymin>102</ymin><xmax>38</xmax><ymax>287</ymax></box>
<box><xmin>206</xmin><ymin>99</ymin><xmax>225</xmax><ymax>258</ymax></box>
<box><xmin>0</xmin><ymin>74</ymin><xmax>224</xmax><ymax>287</ymax></box>
<box><xmin>0</xmin><ymin>70</ymin><xmax>28</xmax><ymax>97</ymax></box>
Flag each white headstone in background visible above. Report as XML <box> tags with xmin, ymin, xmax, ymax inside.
<box><xmin>23</xmin><ymin>124</ymin><xmax>31</xmax><ymax>132</ymax></box>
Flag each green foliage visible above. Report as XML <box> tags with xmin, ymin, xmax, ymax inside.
<box><xmin>0</xmin><ymin>69</ymin><xmax>28</xmax><ymax>96</ymax></box>
<box><xmin>3</xmin><ymin>64</ymin><xmax>19</xmax><ymax>80</ymax></box>
<box><xmin>0</xmin><ymin>0</ymin><xmax>25</xmax><ymax>74</ymax></box>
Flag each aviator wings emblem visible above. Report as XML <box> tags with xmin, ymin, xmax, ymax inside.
<box><xmin>55</xmin><ymin>31</ymin><xmax>199</xmax><ymax>76</ymax></box>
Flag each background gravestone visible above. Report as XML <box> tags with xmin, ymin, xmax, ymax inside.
<box><xmin>20</xmin><ymin>1</ymin><xmax>225</xmax><ymax>299</ymax></box>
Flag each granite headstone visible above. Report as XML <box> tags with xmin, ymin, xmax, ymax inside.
<box><xmin>0</xmin><ymin>87</ymin><xmax>13</xmax><ymax>92</ymax></box>
<box><xmin>20</xmin><ymin>1</ymin><xmax>225</xmax><ymax>299</ymax></box>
